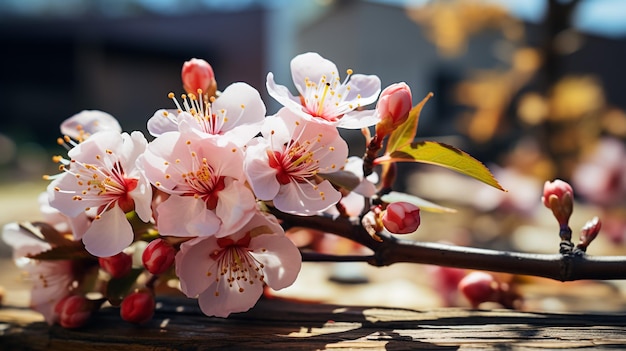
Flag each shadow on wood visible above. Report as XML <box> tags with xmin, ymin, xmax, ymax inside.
<box><xmin>2</xmin><ymin>296</ymin><xmax>626</xmax><ymax>350</ymax></box>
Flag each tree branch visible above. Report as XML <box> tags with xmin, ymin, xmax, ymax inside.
<box><xmin>272</xmin><ymin>208</ymin><xmax>626</xmax><ymax>282</ymax></box>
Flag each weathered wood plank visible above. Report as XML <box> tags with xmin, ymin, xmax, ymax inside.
<box><xmin>2</xmin><ymin>297</ymin><xmax>626</xmax><ymax>350</ymax></box>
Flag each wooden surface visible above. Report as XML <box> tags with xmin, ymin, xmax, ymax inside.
<box><xmin>2</xmin><ymin>297</ymin><xmax>626</xmax><ymax>350</ymax></box>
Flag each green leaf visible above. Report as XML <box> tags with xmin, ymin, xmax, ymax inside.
<box><xmin>380</xmin><ymin>191</ymin><xmax>457</xmax><ymax>213</ymax></box>
<box><xmin>385</xmin><ymin>92</ymin><xmax>433</xmax><ymax>154</ymax></box>
<box><xmin>375</xmin><ymin>141</ymin><xmax>505</xmax><ymax>191</ymax></box>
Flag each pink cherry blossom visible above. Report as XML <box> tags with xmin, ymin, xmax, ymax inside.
<box><xmin>266</xmin><ymin>52</ymin><xmax>381</xmax><ymax>129</ymax></box>
<box><xmin>147</xmin><ymin>82</ymin><xmax>265</xmax><ymax>147</ymax></box>
<box><xmin>244</xmin><ymin>108</ymin><xmax>349</xmax><ymax>215</ymax></box>
<box><xmin>175</xmin><ymin>211</ymin><xmax>301</xmax><ymax>318</ymax></box>
<box><xmin>139</xmin><ymin>131</ymin><xmax>256</xmax><ymax>237</ymax></box>
<box><xmin>2</xmin><ymin>222</ymin><xmax>76</xmax><ymax>325</ymax></box>
<box><xmin>46</xmin><ymin>130</ymin><xmax>153</xmax><ymax>257</ymax></box>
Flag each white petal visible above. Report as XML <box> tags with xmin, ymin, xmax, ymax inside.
<box><xmin>147</xmin><ymin>109</ymin><xmax>179</xmax><ymax>136</ymax></box>
<box><xmin>61</xmin><ymin>110</ymin><xmax>121</xmax><ymax>139</ymax></box>
<box><xmin>266</xmin><ymin>72</ymin><xmax>305</xmax><ymax>112</ymax></box>
<box><xmin>290</xmin><ymin>52</ymin><xmax>338</xmax><ymax>94</ymax></box>
<box><xmin>336</xmin><ymin>109</ymin><xmax>381</xmax><ymax>129</ymax></box>
<box><xmin>344</xmin><ymin>74</ymin><xmax>381</xmax><ymax>106</ymax></box>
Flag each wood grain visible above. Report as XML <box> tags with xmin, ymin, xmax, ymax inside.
<box><xmin>2</xmin><ymin>297</ymin><xmax>626</xmax><ymax>350</ymax></box>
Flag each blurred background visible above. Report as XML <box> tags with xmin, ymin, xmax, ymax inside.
<box><xmin>1</xmin><ymin>0</ymin><xmax>626</xmax><ymax>312</ymax></box>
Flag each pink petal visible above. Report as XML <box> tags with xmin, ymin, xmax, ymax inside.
<box><xmin>274</xmin><ymin>180</ymin><xmax>341</xmax><ymax>215</ymax></box>
<box><xmin>197</xmin><ymin>274</ymin><xmax>264</xmax><ymax>318</ymax></box>
<box><xmin>248</xmin><ymin>234</ymin><xmax>302</xmax><ymax>290</ymax></box>
<box><xmin>215</xmin><ymin>180</ymin><xmax>257</xmax><ymax>235</ymax></box>
<box><xmin>156</xmin><ymin>195</ymin><xmax>221</xmax><ymax>237</ymax></box>
<box><xmin>82</xmin><ymin>206</ymin><xmax>133</xmax><ymax>257</ymax></box>
<box><xmin>175</xmin><ymin>236</ymin><xmax>219</xmax><ymax>297</ymax></box>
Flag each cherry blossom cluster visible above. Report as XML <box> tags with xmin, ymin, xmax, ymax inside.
<box><xmin>2</xmin><ymin>52</ymin><xmax>422</xmax><ymax>327</ymax></box>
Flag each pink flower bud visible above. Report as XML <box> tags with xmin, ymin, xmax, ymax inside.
<box><xmin>577</xmin><ymin>216</ymin><xmax>602</xmax><ymax>251</ymax></box>
<box><xmin>54</xmin><ymin>295</ymin><xmax>93</xmax><ymax>328</ymax></box>
<box><xmin>541</xmin><ymin>179</ymin><xmax>574</xmax><ymax>227</ymax></box>
<box><xmin>382</xmin><ymin>202</ymin><xmax>421</xmax><ymax>234</ymax></box>
<box><xmin>375</xmin><ymin>82</ymin><xmax>412</xmax><ymax>138</ymax></box>
<box><xmin>181</xmin><ymin>58</ymin><xmax>217</xmax><ymax>97</ymax></box>
<box><xmin>142</xmin><ymin>238</ymin><xmax>177</xmax><ymax>275</ymax></box>
<box><xmin>121</xmin><ymin>290</ymin><xmax>155</xmax><ymax>324</ymax></box>
<box><xmin>98</xmin><ymin>252</ymin><xmax>132</xmax><ymax>279</ymax></box>
<box><xmin>458</xmin><ymin>271</ymin><xmax>498</xmax><ymax>309</ymax></box>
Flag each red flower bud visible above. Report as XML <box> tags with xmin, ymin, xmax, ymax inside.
<box><xmin>121</xmin><ymin>290</ymin><xmax>155</xmax><ymax>324</ymax></box>
<box><xmin>458</xmin><ymin>271</ymin><xmax>498</xmax><ymax>309</ymax></box>
<box><xmin>375</xmin><ymin>82</ymin><xmax>412</xmax><ymax>138</ymax></box>
<box><xmin>542</xmin><ymin>179</ymin><xmax>574</xmax><ymax>227</ymax></box>
<box><xmin>182</xmin><ymin>58</ymin><xmax>217</xmax><ymax>97</ymax></box>
<box><xmin>98</xmin><ymin>252</ymin><xmax>133</xmax><ymax>279</ymax></box>
<box><xmin>54</xmin><ymin>295</ymin><xmax>93</xmax><ymax>329</ymax></box>
<box><xmin>142</xmin><ymin>238</ymin><xmax>177</xmax><ymax>275</ymax></box>
<box><xmin>382</xmin><ymin>202</ymin><xmax>421</xmax><ymax>234</ymax></box>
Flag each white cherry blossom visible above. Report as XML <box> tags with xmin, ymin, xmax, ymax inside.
<box><xmin>266</xmin><ymin>52</ymin><xmax>381</xmax><ymax>129</ymax></box>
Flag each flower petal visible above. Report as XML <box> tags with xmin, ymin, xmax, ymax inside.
<box><xmin>147</xmin><ymin>109</ymin><xmax>179</xmax><ymax>137</ymax></box>
<box><xmin>61</xmin><ymin>110</ymin><xmax>122</xmax><ymax>140</ymax></box>
<box><xmin>82</xmin><ymin>206</ymin><xmax>133</xmax><ymax>257</ymax></box>
<box><xmin>248</xmin><ymin>234</ymin><xmax>302</xmax><ymax>290</ymax></box>
<box><xmin>175</xmin><ymin>236</ymin><xmax>219</xmax><ymax>298</ymax></box>
<box><xmin>274</xmin><ymin>180</ymin><xmax>341</xmax><ymax>215</ymax></box>
<box><xmin>197</xmin><ymin>275</ymin><xmax>263</xmax><ymax>318</ymax></box>
<box><xmin>155</xmin><ymin>195</ymin><xmax>221</xmax><ymax>237</ymax></box>
<box><xmin>290</xmin><ymin>52</ymin><xmax>338</xmax><ymax>95</ymax></box>
<box><xmin>266</xmin><ymin>72</ymin><xmax>303</xmax><ymax>113</ymax></box>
